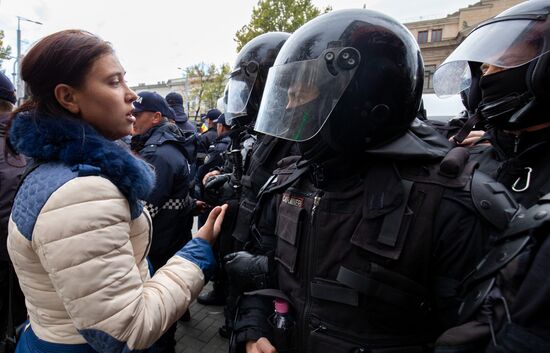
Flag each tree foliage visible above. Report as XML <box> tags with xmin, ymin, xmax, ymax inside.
<box><xmin>235</xmin><ymin>0</ymin><xmax>331</xmax><ymax>51</ymax></box>
<box><xmin>0</xmin><ymin>30</ymin><xmax>12</xmax><ymax>70</ymax></box>
<box><xmin>184</xmin><ymin>63</ymin><xmax>230</xmax><ymax>118</ymax></box>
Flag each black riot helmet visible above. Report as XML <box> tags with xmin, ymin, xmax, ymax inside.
<box><xmin>253</xmin><ymin>9</ymin><xmax>424</xmax><ymax>158</ymax></box>
<box><xmin>225</xmin><ymin>32</ymin><xmax>290</xmax><ymax>128</ymax></box>
<box><xmin>434</xmin><ymin>0</ymin><xmax>550</xmax><ymax>130</ymax></box>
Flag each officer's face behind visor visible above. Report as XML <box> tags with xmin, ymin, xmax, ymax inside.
<box><xmin>433</xmin><ymin>17</ymin><xmax>550</xmax><ymax>97</ymax></box>
<box><xmin>254</xmin><ymin>47</ymin><xmax>358</xmax><ymax>142</ymax></box>
<box><xmin>225</xmin><ymin>63</ymin><xmax>258</xmax><ymax>121</ymax></box>
<box><xmin>286</xmin><ymin>83</ymin><xmax>320</xmax><ymax>109</ymax></box>
<box><xmin>480</xmin><ymin>43</ymin><xmax>538</xmax><ymax>76</ymax></box>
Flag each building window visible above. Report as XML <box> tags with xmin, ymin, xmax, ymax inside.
<box><xmin>424</xmin><ymin>65</ymin><xmax>437</xmax><ymax>92</ymax></box>
<box><xmin>431</xmin><ymin>29</ymin><xmax>442</xmax><ymax>42</ymax></box>
<box><xmin>417</xmin><ymin>30</ymin><xmax>428</xmax><ymax>44</ymax></box>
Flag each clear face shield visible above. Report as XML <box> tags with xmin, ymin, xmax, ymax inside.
<box><xmin>216</xmin><ymin>83</ymin><xmax>228</xmax><ymax>113</ymax></box>
<box><xmin>225</xmin><ymin>61</ymin><xmax>259</xmax><ymax>121</ymax></box>
<box><xmin>253</xmin><ymin>47</ymin><xmax>360</xmax><ymax>142</ymax></box>
<box><xmin>433</xmin><ymin>15</ymin><xmax>550</xmax><ymax>98</ymax></box>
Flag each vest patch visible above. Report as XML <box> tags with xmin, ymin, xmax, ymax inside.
<box><xmin>282</xmin><ymin>193</ymin><xmax>304</xmax><ymax>208</ymax></box>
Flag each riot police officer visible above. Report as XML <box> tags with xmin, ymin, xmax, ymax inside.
<box><xmin>433</xmin><ymin>0</ymin><xmax>550</xmax><ymax>208</ymax></box>
<box><xmin>431</xmin><ymin>1</ymin><xmax>550</xmax><ymax>351</ymax></box>
<box><xmin>199</xmin><ymin>32</ymin><xmax>298</xmax><ymax>338</ymax></box>
<box><xmin>225</xmin><ymin>9</ymin><xmax>518</xmax><ymax>353</ymax></box>
<box><xmin>197</xmin><ymin>114</ymin><xmax>232</xmax><ymax>188</ymax></box>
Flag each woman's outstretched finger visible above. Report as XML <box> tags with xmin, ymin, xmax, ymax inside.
<box><xmin>256</xmin><ymin>337</ymin><xmax>277</xmax><ymax>353</ymax></box>
<box><xmin>213</xmin><ymin>204</ymin><xmax>228</xmax><ymax>235</ymax></box>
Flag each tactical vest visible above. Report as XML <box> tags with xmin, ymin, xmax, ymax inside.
<box><xmin>473</xmin><ymin>136</ymin><xmax>550</xmax><ymax>209</ymax></box>
<box><xmin>435</xmin><ymin>195</ymin><xmax>550</xmax><ymax>353</ymax></box>
<box><xmin>248</xmin><ymin>147</ymin><xmax>517</xmax><ymax>353</ymax></box>
<box><xmin>232</xmin><ymin>136</ymin><xmax>297</xmax><ymax>249</ymax></box>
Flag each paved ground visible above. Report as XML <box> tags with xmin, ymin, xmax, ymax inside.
<box><xmin>174</xmin><ymin>279</ymin><xmax>229</xmax><ymax>353</ymax></box>
<box><xmin>173</xmin><ymin>218</ymin><xmax>229</xmax><ymax>352</ymax></box>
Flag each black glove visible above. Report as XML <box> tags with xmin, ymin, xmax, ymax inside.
<box><xmin>224</xmin><ymin>251</ymin><xmax>269</xmax><ymax>292</ymax></box>
<box><xmin>203</xmin><ymin>173</ymin><xmax>239</xmax><ymax>205</ymax></box>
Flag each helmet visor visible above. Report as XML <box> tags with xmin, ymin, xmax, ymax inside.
<box><xmin>254</xmin><ymin>48</ymin><xmax>358</xmax><ymax>142</ymax></box>
<box><xmin>225</xmin><ymin>65</ymin><xmax>258</xmax><ymax>118</ymax></box>
<box><xmin>434</xmin><ymin>17</ymin><xmax>550</xmax><ymax>97</ymax></box>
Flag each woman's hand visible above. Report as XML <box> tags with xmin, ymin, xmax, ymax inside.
<box><xmin>451</xmin><ymin>130</ymin><xmax>488</xmax><ymax>147</ymax></box>
<box><xmin>246</xmin><ymin>338</ymin><xmax>277</xmax><ymax>353</ymax></box>
<box><xmin>193</xmin><ymin>204</ymin><xmax>228</xmax><ymax>245</ymax></box>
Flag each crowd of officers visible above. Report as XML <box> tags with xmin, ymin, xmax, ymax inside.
<box><xmin>3</xmin><ymin>1</ymin><xmax>550</xmax><ymax>352</ymax></box>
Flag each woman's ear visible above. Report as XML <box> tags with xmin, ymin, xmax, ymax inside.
<box><xmin>54</xmin><ymin>84</ymin><xmax>80</xmax><ymax>114</ymax></box>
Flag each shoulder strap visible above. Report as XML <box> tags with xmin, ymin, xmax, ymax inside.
<box><xmin>471</xmin><ymin>170</ymin><xmax>519</xmax><ymax>231</ymax></box>
<box><xmin>458</xmin><ymin>195</ymin><xmax>550</xmax><ymax>323</ymax></box>
<box><xmin>4</xmin><ymin>160</ymin><xmax>43</xmax><ymax>344</ymax></box>
<box><xmin>5</xmin><ymin>261</ymin><xmax>17</xmax><ymax>345</ymax></box>
<box><xmin>12</xmin><ymin>160</ymin><xmax>45</xmax><ymax>200</ymax></box>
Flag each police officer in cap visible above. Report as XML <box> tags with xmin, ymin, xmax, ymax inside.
<box><xmin>225</xmin><ymin>9</ymin><xmax>517</xmax><ymax>353</ymax></box>
<box><xmin>199</xmin><ymin>108</ymin><xmax>222</xmax><ymax>153</ymax></box>
<box><xmin>197</xmin><ymin>114</ymin><xmax>232</xmax><ymax>191</ymax></box>
<box><xmin>165</xmin><ymin>92</ymin><xmax>199</xmax><ymax>196</ymax></box>
<box><xmin>165</xmin><ymin>92</ymin><xmax>195</xmax><ymax>134</ymax></box>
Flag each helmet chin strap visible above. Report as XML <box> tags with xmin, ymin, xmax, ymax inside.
<box><xmin>451</xmin><ymin>109</ymin><xmax>483</xmax><ymax>144</ymax></box>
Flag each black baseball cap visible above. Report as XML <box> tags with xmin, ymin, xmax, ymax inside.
<box><xmin>205</xmin><ymin>108</ymin><xmax>222</xmax><ymax>122</ymax></box>
<box><xmin>133</xmin><ymin>91</ymin><xmax>175</xmax><ymax>119</ymax></box>
<box><xmin>0</xmin><ymin>71</ymin><xmax>16</xmax><ymax>104</ymax></box>
<box><xmin>165</xmin><ymin>92</ymin><xmax>184</xmax><ymax>105</ymax></box>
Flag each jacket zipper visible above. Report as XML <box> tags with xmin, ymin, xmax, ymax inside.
<box><xmin>300</xmin><ymin>191</ymin><xmax>323</xmax><ymax>352</ymax></box>
<box><xmin>310</xmin><ymin>320</ymin><xmax>368</xmax><ymax>351</ymax></box>
<box><xmin>513</xmin><ymin>134</ymin><xmax>520</xmax><ymax>155</ymax></box>
<box><xmin>141</xmin><ymin>209</ymin><xmax>153</xmax><ymax>265</ymax></box>
<box><xmin>310</xmin><ymin>317</ymin><xmax>428</xmax><ymax>351</ymax></box>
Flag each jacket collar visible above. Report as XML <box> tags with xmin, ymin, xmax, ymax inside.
<box><xmin>131</xmin><ymin>121</ymin><xmax>190</xmax><ymax>157</ymax></box>
<box><xmin>9</xmin><ymin>111</ymin><xmax>155</xmax><ymax>206</ymax></box>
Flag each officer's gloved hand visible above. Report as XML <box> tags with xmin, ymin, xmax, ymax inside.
<box><xmin>224</xmin><ymin>251</ymin><xmax>269</xmax><ymax>291</ymax></box>
<box><xmin>203</xmin><ymin>173</ymin><xmax>239</xmax><ymax>206</ymax></box>
<box><xmin>205</xmin><ymin>173</ymin><xmax>231</xmax><ymax>190</ymax></box>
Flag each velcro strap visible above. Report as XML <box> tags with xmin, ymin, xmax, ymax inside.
<box><xmin>241</xmin><ymin>175</ymin><xmax>252</xmax><ymax>188</ymax></box>
<box><xmin>452</xmin><ymin>110</ymin><xmax>481</xmax><ymax>144</ymax></box>
<box><xmin>377</xmin><ymin>179</ymin><xmax>414</xmax><ymax>247</ymax></box>
<box><xmin>310</xmin><ymin>281</ymin><xmax>359</xmax><ymax>306</ymax></box>
<box><xmin>336</xmin><ymin>266</ymin><xmax>429</xmax><ymax>312</ymax></box>
<box><xmin>244</xmin><ymin>288</ymin><xmax>290</xmax><ymax>302</ymax></box>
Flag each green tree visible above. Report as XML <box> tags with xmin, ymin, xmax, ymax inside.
<box><xmin>0</xmin><ymin>30</ymin><xmax>12</xmax><ymax>69</ymax></box>
<box><xmin>235</xmin><ymin>0</ymin><xmax>331</xmax><ymax>51</ymax></box>
<box><xmin>184</xmin><ymin>63</ymin><xmax>230</xmax><ymax>118</ymax></box>
<box><xmin>203</xmin><ymin>63</ymin><xmax>230</xmax><ymax>110</ymax></box>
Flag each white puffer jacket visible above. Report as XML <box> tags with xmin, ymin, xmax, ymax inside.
<box><xmin>7</xmin><ymin>112</ymin><xmax>214</xmax><ymax>352</ymax></box>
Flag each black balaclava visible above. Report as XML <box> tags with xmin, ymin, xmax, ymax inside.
<box><xmin>478</xmin><ymin>63</ymin><xmax>531</xmax><ymax>127</ymax></box>
<box><xmin>479</xmin><ymin>61</ymin><xmax>550</xmax><ymax>130</ymax></box>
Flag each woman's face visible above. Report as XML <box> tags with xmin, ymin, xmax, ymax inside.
<box><xmin>73</xmin><ymin>53</ymin><xmax>137</xmax><ymax>140</ymax></box>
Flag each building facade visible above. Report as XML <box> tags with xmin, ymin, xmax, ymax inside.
<box><xmin>404</xmin><ymin>0</ymin><xmax>524</xmax><ymax>93</ymax></box>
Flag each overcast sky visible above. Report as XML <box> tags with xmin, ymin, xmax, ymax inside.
<box><xmin>0</xmin><ymin>0</ymin><xmax>475</xmax><ymax>115</ymax></box>
<box><xmin>0</xmin><ymin>0</ymin><xmax>479</xmax><ymax>86</ymax></box>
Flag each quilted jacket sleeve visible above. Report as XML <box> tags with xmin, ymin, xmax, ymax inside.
<box><xmin>31</xmin><ymin>176</ymin><xmax>205</xmax><ymax>352</ymax></box>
